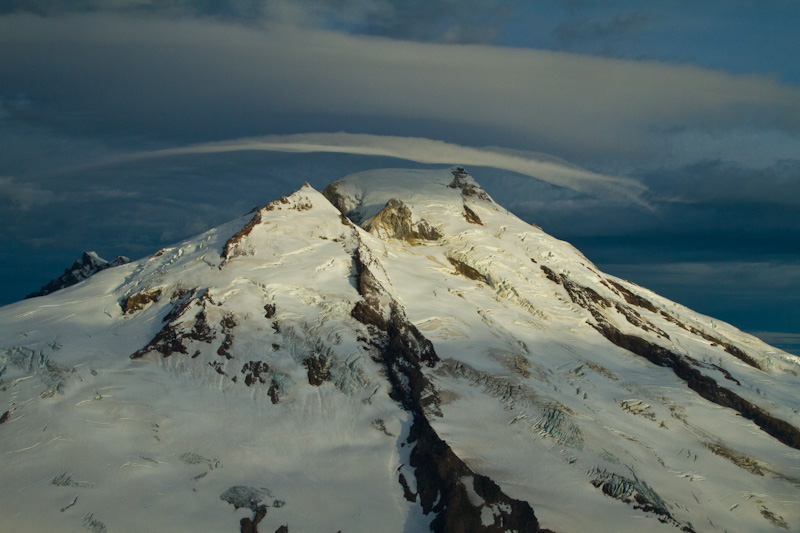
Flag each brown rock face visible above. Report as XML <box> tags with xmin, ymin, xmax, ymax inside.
<box><xmin>121</xmin><ymin>288</ymin><xmax>162</xmax><ymax>314</ymax></box>
<box><xmin>447</xmin><ymin>257</ymin><xmax>488</xmax><ymax>284</ymax></box>
<box><xmin>363</xmin><ymin>199</ymin><xmax>443</xmax><ymax>244</ymax></box>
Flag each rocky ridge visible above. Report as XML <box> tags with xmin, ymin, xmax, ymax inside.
<box><xmin>26</xmin><ymin>251</ymin><xmax>130</xmax><ymax>298</ymax></box>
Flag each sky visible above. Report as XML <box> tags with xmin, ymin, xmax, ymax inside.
<box><xmin>0</xmin><ymin>1</ymin><xmax>798</xmax><ymax>355</ymax></box>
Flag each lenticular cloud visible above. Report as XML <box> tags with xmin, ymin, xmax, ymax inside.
<box><xmin>114</xmin><ymin>132</ymin><xmax>648</xmax><ymax>204</ymax></box>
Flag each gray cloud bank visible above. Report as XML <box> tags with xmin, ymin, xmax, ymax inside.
<box><xmin>1</xmin><ymin>12</ymin><xmax>798</xmax><ymax>166</ymax></box>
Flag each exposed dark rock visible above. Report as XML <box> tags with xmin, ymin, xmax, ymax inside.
<box><xmin>131</xmin><ymin>320</ymin><xmax>188</xmax><ymax>359</ymax></box>
<box><xmin>209</xmin><ymin>361</ymin><xmax>226</xmax><ymax>375</ymax></box>
<box><xmin>320</xmin><ymin>183</ymin><xmax>351</xmax><ymax>216</ymax></box>
<box><xmin>266</xmin><ymin>196</ymin><xmax>291</xmax><ymax>209</ymax></box>
<box><xmin>131</xmin><ymin>293</ymin><xmax>217</xmax><ymax>359</ymax></box>
<box><xmin>268</xmin><ymin>382</ymin><xmax>281</xmax><ymax>404</ymax></box>
<box><xmin>190</xmin><ymin>308</ymin><xmax>216</xmax><ymax>343</ymax></box>
<box><xmin>463</xmin><ymin>204</ymin><xmax>483</xmax><ymax>225</ymax></box>
<box><xmin>350</xmin><ymin>239</ymin><xmax>540</xmax><ymax>532</ymax></box>
<box><xmin>222</xmin><ymin>212</ymin><xmax>263</xmax><ymax>262</ymax></box>
<box><xmin>704</xmin><ymin>442</ymin><xmax>765</xmax><ymax>476</ymax></box>
<box><xmin>216</xmin><ymin>314</ymin><xmax>236</xmax><ymax>360</ymax></box>
<box><xmin>448</xmin><ymin>257</ymin><xmax>488</xmax><ymax>284</ymax></box>
<box><xmin>274</xmin><ymin>526</ymin><xmax>289</xmax><ymax>533</ymax></box>
<box><xmin>121</xmin><ymin>288</ymin><xmax>162</xmax><ymax>315</ymax></box>
<box><xmin>592</xmin><ymin>321</ymin><xmax>800</xmax><ymax>450</ymax></box>
<box><xmin>303</xmin><ymin>354</ymin><xmax>331</xmax><ymax>386</ymax></box>
<box><xmin>0</xmin><ymin>410</ymin><xmax>8</xmax><ymax>424</ymax></box>
<box><xmin>659</xmin><ymin>311</ymin><xmax>762</xmax><ymax>370</ymax></box>
<box><xmin>541</xmin><ymin>266</ymin><xmax>800</xmax><ymax>451</ymax></box>
<box><xmin>162</xmin><ymin>288</ymin><xmax>198</xmax><ymax>323</ymax></box>
<box><xmin>612</xmin><ymin>303</ymin><xmax>670</xmax><ymax>339</ymax></box>
<box><xmin>448</xmin><ymin>167</ymin><xmax>492</xmax><ymax>202</ymax></box>
<box><xmin>240</xmin><ymin>505</ymin><xmax>267</xmax><ymax>533</ymax></box>
<box><xmin>721</xmin><ymin>342</ymin><xmax>762</xmax><ymax>370</ymax></box>
<box><xmin>371</xmin><ymin>418</ymin><xmax>394</xmax><ymax>437</ymax></box>
<box><xmin>363</xmin><ymin>198</ymin><xmax>443</xmax><ymax>243</ymax></box>
<box><xmin>696</xmin><ymin>361</ymin><xmax>741</xmax><ymax>386</ymax></box>
<box><xmin>606</xmin><ymin>279</ymin><xmax>658</xmax><ymax>313</ymax></box>
<box><xmin>264</xmin><ymin>303</ymin><xmax>276</xmax><ymax>319</ymax></box>
<box><xmin>217</xmin><ymin>336</ymin><xmax>234</xmax><ymax>359</ymax></box>
<box><xmin>242</xmin><ymin>361</ymin><xmax>271</xmax><ymax>386</ymax></box>
<box><xmin>26</xmin><ymin>251</ymin><xmax>130</xmax><ymax>299</ymax></box>
<box><xmin>760</xmin><ymin>506</ymin><xmax>789</xmax><ymax>529</ymax></box>
<box><xmin>264</xmin><ymin>191</ymin><xmax>313</xmax><ymax>212</ymax></box>
<box><xmin>52</xmin><ymin>471</ymin><xmax>94</xmax><ymax>489</ymax></box>
<box><xmin>220</xmin><ymin>314</ymin><xmax>236</xmax><ymax>330</ymax></box>
<box><xmin>398</xmin><ymin>472</ymin><xmax>417</xmax><ymax>502</ymax></box>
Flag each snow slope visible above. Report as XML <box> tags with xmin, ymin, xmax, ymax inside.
<box><xmin>1</xmin><ymin>168</ymin><xmax>799</xmax><ymax>532</ymax></box>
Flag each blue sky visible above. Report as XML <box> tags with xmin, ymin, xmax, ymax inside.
<box><xmin>0</xmin><ymin>1</ymin><xmax>798</xmax><ymax>354</ymax></box>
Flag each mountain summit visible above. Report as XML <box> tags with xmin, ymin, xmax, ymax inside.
<box><xmin>25</xmin><ymin>251</ymin><xmax>130</xmax><ymax>299</ymax></box>
<box><xmin>1</xmin><ymin>168</ymin><xmax>799</xmax><ymax>532</ymax></box>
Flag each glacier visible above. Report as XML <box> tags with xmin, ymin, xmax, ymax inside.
<box><xmin>1</xmin><ymin>167</ymin><xmax>799</xmax><ymax>532</ymax></box>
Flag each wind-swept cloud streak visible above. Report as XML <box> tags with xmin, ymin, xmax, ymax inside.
<box><xmin>97</xmin><ymin>132</ymin><xmax>648</xmax><ymax>204</ymax></box>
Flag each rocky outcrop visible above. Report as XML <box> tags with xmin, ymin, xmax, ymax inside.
<box><xmin>463</xmin><ymin>203</ymin><xmax>483</xmax><ymax>225</ymax></box>
<box><xmin>362</xmin><ymin>198</ymin><xmax>442</xmax><ymax>244</ymax></box>
<box><xmin>130</xmin><ymin>289</ymin><xmax>216</xmax><ymax>359</ymax></box>
<box><xmin>448</xmin><ymin>167</ymin><xmax>492</xmax><ymax>202</ymax></box>
<box><xmin>222</xmin><ymin>212</ymin><xmax>263</xmax><ymax>262</ymax></box>
<box><xmin>121</xmin><ymin>287</ymin><xmax>162</xmax><ymax>314</ymax></box>
<box><xmin>320</xmin><ymin>183</ymin><xmax>355</xmax><ymax>220</ymax></box>
<box><xmin>26</xmin><ymin>251</ymin><xmax>129</xmax><ymax>298</ymax></box>
<box><xmin>447</xmin><ymin>257</ymin><xmax>488</xmax><ymax>283</ymax></box>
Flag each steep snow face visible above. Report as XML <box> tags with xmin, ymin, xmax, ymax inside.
<box><xmin>2</xmin><ymin>168</ymin><xmax>800</xmax><ymax>533</ymax></box>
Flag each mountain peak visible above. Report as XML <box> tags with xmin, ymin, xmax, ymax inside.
<box><xmin>25</xmin><ymin>250</ymin><xmax>130</xmax><ymax>298</ymax></box>
<box><xmin>322</xmin><ymin>167</ymin><xmax>498</xmax><ymax>242</ymax></box>
<box><xmin>2</xmin><ymin>168</ymin><xmax>800</xmax><ymax>532</ymax></box>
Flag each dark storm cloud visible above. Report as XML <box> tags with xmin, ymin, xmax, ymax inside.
<box><xmin>0</xmin><ymin>0</ymin><xmax>516</xmax><ymax>44</ymax></box>
<box><xmin>335</xmin><ymin>0</ymin><xmax>515</xmax><ymax>44</ymax></box>
<box><xmin>555</xmin><ymin>10</ymin><xmax>650</xmax><ymax>45</ymax></box>
<box><xmin>0</xmin><ymin>176</ymin><xmax>53</xmax><ymax>210</ymax></box>
<box><xmin>642</xmin><ymin>159</ymin><xmax>800</xmax><ymax>206</ymax></box>
<box><xmin>1</xmin><ymin>12</ymin><xmax>798</xmax><ymax>165</ymax></box>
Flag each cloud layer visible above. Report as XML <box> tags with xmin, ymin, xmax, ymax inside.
<box><xmin>1</xmin><ymin>12</ymin><xmax>798</xmax><ymax>166</ymax></box>
<box><xmin>103</xmin><ymin>132</ymin><xmax>647</xmax><ymax>202</ymax></box>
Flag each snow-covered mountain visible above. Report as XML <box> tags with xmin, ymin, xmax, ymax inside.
<box><xmin>1</xmin><ymin>168</ymin><xmax>799</xmax><ymax>533</ymax></box>
<box><xmin>26</xmin><ymin>251</ymin><xmax>130</xmax><ymax>299</ymax></box>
